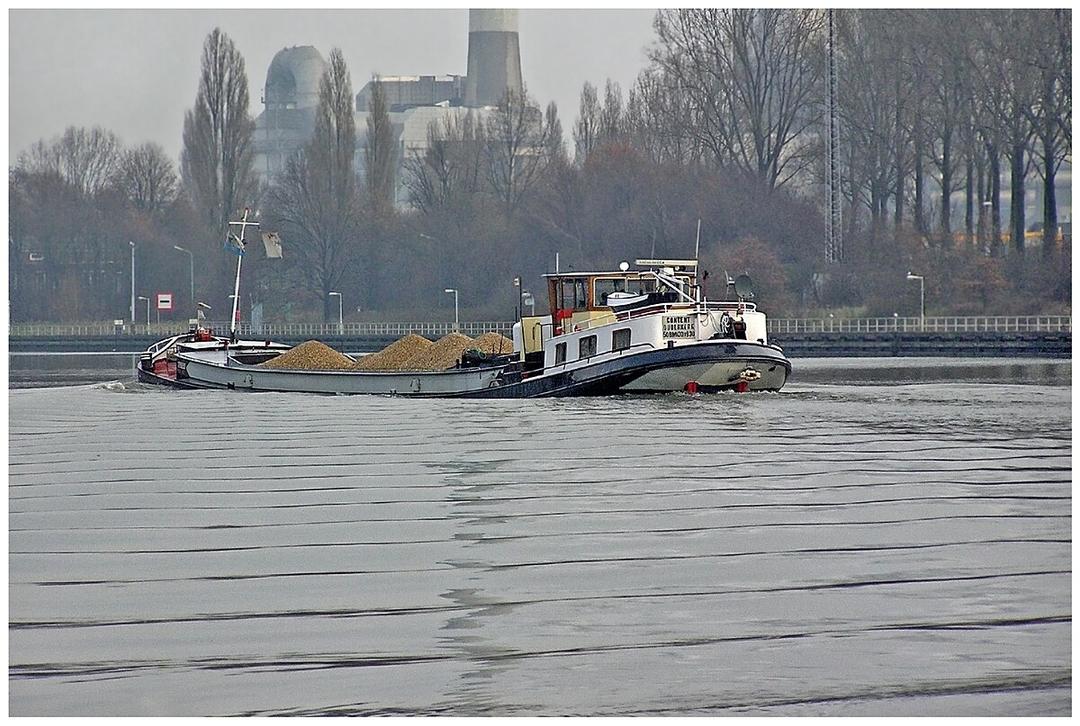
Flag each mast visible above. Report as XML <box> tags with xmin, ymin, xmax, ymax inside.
<box><xmin>226</xmin><ymin>208</ymin><xmax>260</xmax><ymax>340</ymax></box>
<box><xmin>826</xmin><ymin>9</ymin><xmax>843</xmax><ymax>264</ymax></box>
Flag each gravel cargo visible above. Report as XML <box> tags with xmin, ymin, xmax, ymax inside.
<box><xmin>472</xmin><ymin>332</ymin><xmax>515</xmax><ymax>355</ymax></box>
<box><xmin>260</xmin><ymin>340</ymin><xmax>356</xmax><ymax>370</ymax></box>
<box><xmin>402</xmin><ymin>333</ymin><xmax>476</xmax><ymax>371</ymax></box>
<box><xmin>354</xmin><ymin>333</ymin><xmax>434</xmax><ymax>371</ymax></box>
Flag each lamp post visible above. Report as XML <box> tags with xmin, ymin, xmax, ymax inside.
<box><xmin>328</xmin><ymin>291</ymin><xmax>343</xmax><ymax>335</ymax></box>
<box><xmin>129</xmin><ymin>240</ymin><xmax>135</xmax><ymax>324</ymax></box>
<box><xmin>444</xmin><ymin>288</ymin><xmax>459</xmax><ymax>333</ymax></box>
<box><xmin>906</xmin><ymin>272</ymin><xmax>925</xmax><ymax>331</ymax></box>
<box><xmin>137</xmin><ymin>295</ymin><xmax>150</xmax><ymax>326</ymax></box>
<box><xmin>174</xmin><ymin>245</ymin><xmax>194</xmax><ymax>308</ymax></box>
<box><xmin>980</xmin><ymin>200</ymin><xmax>993</xmax><ymax>256</ymax></box>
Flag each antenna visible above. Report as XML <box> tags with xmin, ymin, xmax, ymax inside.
<box><xmin>826</xmin><ymin>9</ymin><xmax>843</xmax><ymax>264</ymax></box>
<box><xmin>694</xmin><ymin>218</ymin><xmax>701</xmax><ymax>264</ymax></box>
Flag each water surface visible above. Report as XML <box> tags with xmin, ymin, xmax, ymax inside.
<box><xmin>8</xmin><ymin>357</ymin><xmax>1071</xmax><ymax>715</ymax></box>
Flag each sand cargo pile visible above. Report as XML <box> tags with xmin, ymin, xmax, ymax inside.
<box><xmin>472</xmin><ymin>332</ymin><xmax>514</xmax><ymax>355</ymax></box>
<box><xmin>354</xmin><ymin>334</ymin><xmax>434</xmax><ymax>371</ymax></box>
<box><xmin>259</xmin><ymin>340</ymin><xmax>356</xmax><ymax>370</ymax></box>
<box><xmin>258</xmin><ymin>332</ymin><xmax>516</xmax><ymax>373</ymax></box>
<box><xmin>402</xmin><ymin>333</ymin><xmax>477</xmax><ymax>371</ymax></box>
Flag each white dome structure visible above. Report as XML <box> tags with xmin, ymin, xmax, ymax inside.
<box><xmin>264</xmin><ymin>46</ymin><xmax>326</xmax><ymax>110</ymax></box>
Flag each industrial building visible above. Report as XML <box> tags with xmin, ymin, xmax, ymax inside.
<box><xmin>252</xmin><ymin>9</ymin><xmax>524</xmax><ymax>203</ymax></box>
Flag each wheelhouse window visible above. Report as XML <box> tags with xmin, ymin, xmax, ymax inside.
<box><xmin>612</xmin><ymin>328</ymin><xmax>631</xmax><ymax>351</ymax></box>
<box><xmin>559</xmin><ymin>278</ymin><xmax>588</xmax><ymax>311</ymax></box>
<box><xmin>579</xmin><ymin>335</ymin><xmax>597</xmax><ymax>359</ymax></box>
<box><xmin>593</xmin><ymin>277</ymin><xmax>659</xmax><ymax>306</ymax></box>
<box><xmin>554</xmin><ymin>342</ymin><xmax>567</xmax><ymax>364</ymax></box>
<box><xmin>594</xmin><ymin>277</ymin><xmax>627</xmax><ymax>306</ymax></box>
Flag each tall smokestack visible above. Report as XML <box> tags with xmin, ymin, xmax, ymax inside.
<box><xmin>464</xmin><ymin>9</ymin><xmax>523</xmax><ymax>107</ymax></box>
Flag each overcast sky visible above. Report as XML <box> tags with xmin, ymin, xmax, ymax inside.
<box><xmin>8</xmin><ymin>8</ymin><xmax>657</xmax><ymax>162</ymax></box>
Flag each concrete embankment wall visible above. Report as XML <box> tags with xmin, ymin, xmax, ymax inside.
<box><xmin>8</xmin><ymin>331</ymin><xmax>1072</xmax><ymax>358</ymax></box>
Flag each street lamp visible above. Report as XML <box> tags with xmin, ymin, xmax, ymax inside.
<box><xmin>174</xmin><ymin>245</ymin><xmax>194</xmax><ymax>308</ymax></box>
<box><xmin>980</xmin><ymin>200</ymin><xmax>993</xmax><ymax>256</ymax></box>
<box><xmin>129</xmin><ymin>240</ymin><xmax>135</xmax><ymax>324</ymax></box>
<box><xmin>328</xmin><ymin>291</ymin><xmax>343</xmax><ymax>335</ymax></box>
<box><xmin>906</xmin><ymin>272</ymin><xmax>925</xmax><ymax>331</ymax></box>
<box><xmin>444</xmin><ymin>288</ymin><xmax>459</xmax><ymax>333</ymax></box>
<box><xmin>137</xmin><ymin>295</ymin><xmax>150</xmax><ymax>326</ymax></box>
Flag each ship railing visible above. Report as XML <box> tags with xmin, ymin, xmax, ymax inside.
<box><xmin>601</xmin><ymin>300</ymin><xmax>756</xmax><ymax>327</ymax></box>
<box><xmin>767</xmin><ymin>316</ymin><xmax>1072</xmax><ymax>333</ymax></box>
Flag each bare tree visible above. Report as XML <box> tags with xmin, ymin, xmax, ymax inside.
<box><xmin>364</xmin><ymin>79</ymin><xmax>397</xmax><ymax>216</ymax></box>
<box><xmin>573</xmin><ymin>81</ymin><xmax>602</xmax><ymax>161</ymax></box>
<box><xmin>977</xmin><ymin>11</ymin><xmax>1038</xmax><ymax>253</ymax></box>
<box><xmin>834</xmin><ymin>11</ymin><xmax>907</xmax><ymax>237</ymax></box>
<box><xmin>403</xmin><ymin>117</ymin><xmax>455</xmax><ymax>214</ymax></box>
<box><xmin>921</xmin><ymin>14</ymin><xmax>971</xmax><ymax>242</ymax></box>
<box><xmin>652</xmin><ymin>9</ymin><xmax>826</xmax><ymax>191</ymax></box>
<box><xmin>544</xmin><ymin>101</ymin><xmax>566</xmax><ymax>163</ymax></box>
<box><xmin>624</xmin><ymin>69</ymin><xmax>701</xmax><ymax>165</ymax></box>
<box><xmin>268</xmin><ymin>48</ymin><xmax>361</xmax><ymax>321</ymax></box>
<box><xmin>403</xmin><ymin>108</ymin><xmax>496</xmax><ymax>215</ymax></box>
<box><xmin>1025</xmin><ymin>9</ymin><xmax>1071</xmax><ymax>256</ymax></box>
<box><xmin>599</xmin><ymin>79</ymin><xmax>625</xmax><ymax>146</ymax></box>
<box><xmin>18</xmin><ymin>126</ymin><xmax>122</xmax><ymax>196</ymax></box>
<box><xmin>180</xmin><ymin>27</ymin><xmax>255</xmax><ymax>234</ymax></box>
<box><xmin>311</xmin><ymin>49</ymin><xmax>357</xmax><ymax>208</ymax></box>
<box><xmin>118</xmin><ymin>142</ymin><xmax>177</xmax><ymax>213</ymax></box>
<box><xmin>485</xmin><ymin>88</ymin><xmax>551</xmax><ymax>216</ymax></box>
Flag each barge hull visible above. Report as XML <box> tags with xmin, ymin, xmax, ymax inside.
<box><xmin>462</xmin><ymin>341</ymin><xmax>790</xmax><ymax>398</ymax></box>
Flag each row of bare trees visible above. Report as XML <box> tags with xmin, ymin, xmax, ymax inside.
<box><xmin>586</xmin><ymin>9</ymin><xmax>1069</xmax><ymax>261</ymax></box>
<box><xmin>827</xmin><ymin>10</ymin><xmax>1070</xmax><ymax>258</ymax></box>
<box><xmin>403</xmin><ymin>93</ymin><xmax>558</xmax><ymax>217</ymax></box>
<box><xmin>10</xmin><ymin>124</ymin><xmax>188</xmax><ymax>321</ymax></box>
<box><xmin>18</xmin><ymin>127</ymin><xmax>177</xmax><ymax>210</ymax></box>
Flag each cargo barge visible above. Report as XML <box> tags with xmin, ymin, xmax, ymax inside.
<box><xmin>139</xmin><ymin>257</ymin><xmax>790</xmax><ymax>396</ymax></box>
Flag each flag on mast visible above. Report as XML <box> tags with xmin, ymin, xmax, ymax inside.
<box><xmin>224</xmin><ymin>232</ymin><xmax>245</xmax><ymax>256</ymax></box>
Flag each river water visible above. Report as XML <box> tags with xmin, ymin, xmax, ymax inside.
<box><xmin>8</xmin><ymin>355</ymin><xmax>1072</xmax><ymax>716</ymax></box>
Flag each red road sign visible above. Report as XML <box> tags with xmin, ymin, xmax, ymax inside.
<box><xmin>156</xmin><ymin>293</ymin><xmax>173</xmax><ymax>311</ymax></box>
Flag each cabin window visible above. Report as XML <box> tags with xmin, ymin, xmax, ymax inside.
<box><xmin>594</xmin><ymin>278</ymin><xmax>628</xmax><ymax>306</ymax></box>
<box><xmin>554</xmin><ymin>342</ymin><xmax>567</xmax><ymax>364</ymax></box>
<box><xmin>560</xmin><ymin>278</ymin><xmax>588</xmax><ymax>310</ymax></box>
<box><xmin>579</xmin><ymin>335</ymin><xmax>597</xmax><ymax>359</ymax></box>
<box><xmin>612</xmin><ymin>328</ymin><xmax>631</xmax><ymax>351</ymax></box>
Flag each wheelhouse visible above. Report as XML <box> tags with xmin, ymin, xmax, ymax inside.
<box><xmin>545</xmin><ymin>259</ymin><xmax>701</xmax><ymax>317</ymax></box>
